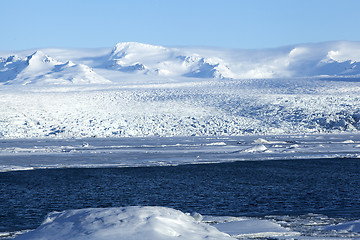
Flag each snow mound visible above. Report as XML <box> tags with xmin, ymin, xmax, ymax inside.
<box><xmin>0</xmin><ymin>51</ymin><xmax>110</xmax><ymax>85</ymax></box>
<box><xmin>322</xmin><ymin>219</ymin><xmax>360</xmax><ymax>233</ymax></box>
<box><xmin>14</xmin><ymin>206</ymin><xmax>234</xmax><ymax>240</ymax></box>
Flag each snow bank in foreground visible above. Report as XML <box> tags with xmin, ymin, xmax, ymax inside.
<box><xmin>12</xmin><ymin>206</ymin><xmax>301</xmax><ymax>240</ymax></box>
<box><xmin>14</xmin><ymin>207</ymin><xmax>234</xmax><ymax>240</ymax></box>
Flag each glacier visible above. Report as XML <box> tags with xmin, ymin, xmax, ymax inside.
<box><xmin>0</xmin><ymin>78</ymin><xmax>360</xmax><ymax>138</ymax></box>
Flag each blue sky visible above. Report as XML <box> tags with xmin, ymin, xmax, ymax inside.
<box><xmin>1</xmin><ymin>0</ymin><xmax>360</xmax><ymax>50</ymax></box>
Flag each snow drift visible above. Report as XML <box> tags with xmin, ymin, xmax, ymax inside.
<box><xmin>13</xmin><ymin>206</ymin><xmax>234</xmax><ymax>240</ymax></box>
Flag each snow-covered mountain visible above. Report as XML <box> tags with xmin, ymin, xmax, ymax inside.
<box><xmin>104</xmin><ymin>41</ymin><xmax>360</xmax><ymax>79</ymax></box>
<box><xmin>2</xmin><ymin>41</ymin><xmax>360</xmax><ymax>85</ymax></box>
<box><xmin>283</xmin><ymin>42</ymin><xmax>360</xmax><ymax>77</ymax></box>
<box><xmin>0</xmin><ymin>51</ymin><xmax>110</xmax><ymax>85</ymax></box>
<box><xmin>106</xmin><ymin>42</ymin><xmax>235</xmax><ymax>79</ymax></box>
<box><xmin>110</xmin><ymin>41</ymin><xmax>360</xmax><ymax>79</ymax></box>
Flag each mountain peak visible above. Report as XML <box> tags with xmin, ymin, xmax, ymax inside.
<box><xmin>113</xmin><ymin>42</ymin><xmax>166</xmax><ymax>52</ymax></box>
<box><xmin>26</xmin><ymin>51</ymin><xmax>59</xmax><ymax>66</ymax></box>
<box><xmin>110</xmin><ymin>42</ymin><xmax>169</xmax><ymax>59</ymax></box>
<box><xmin>1</xmin><ymin>51</ymin><xmax>110</xmax><ymax>85</ymax></box>
<box><xmin>2</xmin><ymin>41</ymin><xmax>360</xmax><ymax>86</ymax></box>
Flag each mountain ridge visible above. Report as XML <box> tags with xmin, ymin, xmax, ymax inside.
<box><xmin>1</xmin><ymin>41</ymin><xmax>360</xmax><ymax>85</ymax></box>
<box><xmin>0</xmin><ymin>51</ymin><xmax>110</xmax><ymax>85</ymax></box>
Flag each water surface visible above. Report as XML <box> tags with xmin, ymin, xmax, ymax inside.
<box><xmin>1</xmin><ymin>158</ymin><xmax>360</xmax><ymax>234</ymax></box>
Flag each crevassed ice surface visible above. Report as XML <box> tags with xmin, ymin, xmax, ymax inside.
<box><xmin>1</xmin><ymin>78</ymin><xmax>360</xmax><ymax>138</ymax></box>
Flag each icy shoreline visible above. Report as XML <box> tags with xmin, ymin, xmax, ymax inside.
<box><xmin>1</xmin><ymin>134</ymin><xmax>360</xmax><ymax>172</ymax></box>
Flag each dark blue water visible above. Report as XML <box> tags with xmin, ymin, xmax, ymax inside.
<box><xmin>1</xmin><ymin>158</ymin><xmax>360</xmax><ymax>233</ymax></box>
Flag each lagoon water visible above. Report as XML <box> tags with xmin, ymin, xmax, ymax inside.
<box><xmin>1</xmin><ymin>158</ymin><xmax>360</xmax><ymax>236</ymax></box>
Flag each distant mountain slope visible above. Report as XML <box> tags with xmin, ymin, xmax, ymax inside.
<box><xmin>1</xmin><ymin>41</ymin><xmax>360</xmax><ymax>85</ymax></box>
<box><xmin>0</xmin><ymin>51</ymin><xmax>110</xmax><ymax>85</ymax></box>
<box><xmin>105</xmin><ymin>41</ymin><xmax>360</xmax><ymax>79</ymax></box>
<box><xmin>285</xmin><ymin>42</ymin><xmax>360</xmax><ymax>77</ymax></box>
<box><xmin>106</xmin><ymin>42</ymin><xmax>235</xmax><ymax>79</ymax></box>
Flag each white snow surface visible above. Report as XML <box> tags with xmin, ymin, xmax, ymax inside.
<box><xmin>14</xmin><ymin>206</ymin><xmax>360</xmax><ymax>240</ymax></box>
<box><xmin>6</xmin><ymin>208</ymin><xmax>360</xmax><ymax>240</ymax></box>
<box><xmin>13</xmin><ymin>206</ymin><xmax>234</xmax><ymax>240</ymax></box>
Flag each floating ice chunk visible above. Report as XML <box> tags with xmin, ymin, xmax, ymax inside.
<box><xmin>0</xmin><ymin>230</ymin><xmax>32</xmax><ymax>239</ymax></box>
<box><xmin>0</xmin><ymin>165</ymin><xmax>35</xmax><ymax>172</ymax></box>
<box><xmin>322</xmin><ymin>219</ymin><xmax>360</xmax><ymax>233</ymax></box>
<box><xmin>244</xmin><ymin>144</ymin><xmax>268</xmax><ymax>153</ymax></box>
<box><xmin>206</xmin><ymin>142</ymin><xmax>227</xmax><ymax>146</ymax></box>
<box><xmin>289</xmin><ymin>144</ymin><xmax>300</xmax><ymax>148</ymax></box>
<box><xmin>214</xmin><ymin>219</ymin><xmax>299</xmax><ymax>238</ymax></box>
<box><xmin>253</xmin><ymin>138</ymin><xmax>270</xmax><ymax>144</ymax></box>
<box><xmin>342</xmin><ymin>139</ymin><xmax>355</xmax><ymax>143</ymax></box>
<box><xmin>253</xmin><ymin>138</ymin><xmax>288</xmax><ymax>145</ymax></box>
<box><xmin>190</xmin><ymin>212</ymin><xmax>203</xmax><ymax>222</ymax></box>
<box><xmin>14</xmin><ymin>207</ymin><xmax>235</xmax><ymax>240</ymax></box>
